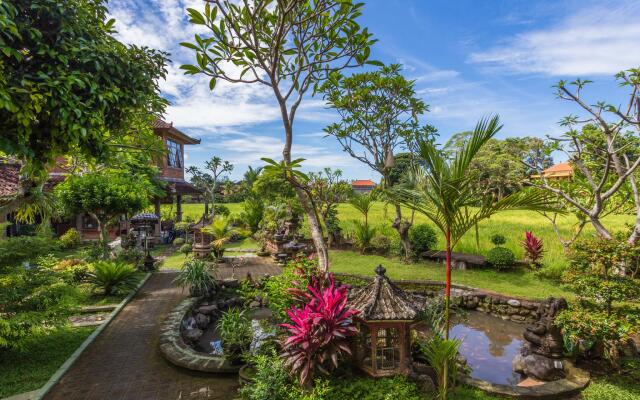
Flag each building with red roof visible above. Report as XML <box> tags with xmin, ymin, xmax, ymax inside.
<box><xmin>352</xmin><ymin>179</ymin><xmax>376</xmax><ymax>194</ymax></box>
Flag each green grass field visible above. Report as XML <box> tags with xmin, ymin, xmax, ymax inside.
<box><xmin>169</xmin><ymin>202</ymin><xmax>634</xmax><ymax>272</ymax></box>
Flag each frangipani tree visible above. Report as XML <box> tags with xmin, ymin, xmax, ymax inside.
<box><xmin>181</xmin><ymin>0</ymin><xmax>378</xmax><ymax>272</ymax></box>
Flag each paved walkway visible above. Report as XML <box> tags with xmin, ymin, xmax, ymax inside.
<box><xmin>45</xmin><ymin>272</ymin><xmax>238</xmax><ymax>400</ymax></box>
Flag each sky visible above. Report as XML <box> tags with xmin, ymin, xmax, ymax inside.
<box><xmin>108</xmin><ymin>0</ymin><xmax>640</xmax><ymax>181</ymax></box>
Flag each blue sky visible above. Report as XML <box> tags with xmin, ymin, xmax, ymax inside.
<box><xmin>108</xmin><ymin>0</ymin><xmax>640</xmax><ymax>180</ymax></box>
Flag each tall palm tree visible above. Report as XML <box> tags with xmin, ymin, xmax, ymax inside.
<box><xmin>393</xmin><ymin>115</ymin><xmax>556</xmax><ymax>395</ymax></box>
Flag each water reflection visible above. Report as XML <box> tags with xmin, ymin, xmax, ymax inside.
<box><xmin>449</xmin><ymin>312</ymin><xmax>524</xmax><ymax>386</ymax></box>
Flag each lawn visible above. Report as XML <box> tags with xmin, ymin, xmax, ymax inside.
<box><xmin>0</xmin><ymin>325</ymin><xmax>95</xmax><ymax>398</ymax></box>
<box><xmin>168</xmin><ymin>202</ymin><xmax>634</xmax><ymax>274</ymax></box>
<box><xmin>329</xmin><ymin>250</ymin><xmax>572</xmax><ymax>299</ymax></box>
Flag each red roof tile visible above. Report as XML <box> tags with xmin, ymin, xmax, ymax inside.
<box><xmin>352</xmin><ymin>179</ymin><xmax>376</xmax><ymax>187</ymax></box>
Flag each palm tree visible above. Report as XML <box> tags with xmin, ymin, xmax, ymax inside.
<box><xmin>201</xmin><ymin>216</ymin><xmax>240</xmax><ymax>259</ymax></box>
<box><xmin>349</xmin><ymin>192</ymin><xmax>376</xmax><ymax>227</ymax></box>
<box><xmin>392</xmin><ymin>115</ymin><xmax>556</xmax><ymax>395</ymax></box>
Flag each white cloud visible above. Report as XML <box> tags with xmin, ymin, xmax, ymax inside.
<box><xmin>469</xmin><ymin>1</ymin><xmax>640</xmax><ymax>76</ymax></box>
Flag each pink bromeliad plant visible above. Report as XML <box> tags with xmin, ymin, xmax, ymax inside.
<box><xmin>522</xmin><ymin>231</ymin><xmax>544</xmax><ymax>267</ymax></box>
<box><xmin>280</xmin><ymin>273</ymin><xmax>359</xmax><ymax>386</ymax></box>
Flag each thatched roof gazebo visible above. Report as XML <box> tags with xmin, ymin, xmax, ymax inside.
<box><xmin>349</xmin><ymin>265</ymin><xmax>419</xmax><ymax>377</ymax></box>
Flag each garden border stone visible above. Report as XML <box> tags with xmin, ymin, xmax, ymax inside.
<box><xmin>34</xmin><ymin>272</ymin><xmax>152</xmax><ymax>400</ymax></box>
<box><xmin>158</xmin><ymin>296</ymin><xmax>240</xmax><ymax>373</ymax></box>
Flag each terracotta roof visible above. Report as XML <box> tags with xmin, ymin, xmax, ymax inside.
<box><xmin>348</xmin><ymin>265</ymin><xmax>419</xmax><ymax>321</ymax></box>
<box><xmin>153</xmin><ymin>118</ymin><xmax>201</xmax><ymax>145</ymax></box>
<box><xmin>0</xmin><ymin>163</ymin><xmax>20</xmax><ymax>199</ymax></box>
<box><xmin>543</xmin><ymin>163</ymin><xmax>572</xmax><ymax>174</ymax></box>
<box><xmin>352</xmin><ymin>179</ymin><xmax>376</xmax><ymax>187</ymax></box>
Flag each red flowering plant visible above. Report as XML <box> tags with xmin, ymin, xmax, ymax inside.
<box><xmin>522</xmin><ymin>231</ymin><xmax>544</xmax><ymax>267</ymax></box>
<box><xmin>280</xmin><ymin>273</ymin><xmax>359</xmax><ymax>386</ymax></box>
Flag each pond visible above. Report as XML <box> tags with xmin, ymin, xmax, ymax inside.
<box><xmin>195</xmin><ymin>307</ymin><xmax>273</xmax><ymax>354</ymax></box>
<box><xmin>450</xmin><ymin>311</ymin><xmax>525</xmax><ymax>386</ymax></box>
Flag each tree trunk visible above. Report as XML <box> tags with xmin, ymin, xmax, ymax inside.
<box><xmin>442</xmin><ymin>230</ymin><xmax>452</xmax><ymax>399</ymax></box>
<box><xmin>392</xmin><ymin>204</ymin><xmax>412</xmax><ymax>259</ymax></box>
<box><xmin>204</xmin><ymin>199</ymin><xmax>209</xmax><ymax>218</ymax></box>
<box><xmin>590</xmin><ymin>217</ymin><xmax>613</xmax><ymax>239</ymax></box>
<box><xmin>295</xmin><ymin>187</ymin><xmax>330</xmax><ymax>272</ymax></box>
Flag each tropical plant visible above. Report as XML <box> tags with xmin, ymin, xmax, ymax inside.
<box><xmin>179</xmin><ymin>243</ymin><xmax>192</xmax><ymax>257</ymax></box>
<box><xmin>349</xmin><ymin>192</ymin><xmax>376</xmax><ymax>227</ymax></box>
<box><xmin>371</xmin><ymin>234</ymin><xmax>391</xmax><ymax>255</ymax></box>
<box><xmin>352</xmin><ymin>220</ymin><xmax>376</xmax><ymax>254</ymax></box>
<box><xmin>201</xmin><ymin>217</ymin><xmax>241</xmax><ymax>259</ymax></box>
<box><xmin>408</xmin><ymin>223</ymin><xmax>437</xmax><ymax>260</ymax></box>
<box><xmin>391</xmin><ymin>115</ymin><xmax>556</xmax><ymax>393</ymax></box>
<box><xmin>241</xmin><ymin>196</ymin><xmax>265</xmax><ymax>234</ymax></box>
<box><xmin>173</xmin><ymin>259</ymin><xmax>217</xmax><ymax>297</ymax></box>
<box><xmin>522</xmin><ymin>231</ymin><xmax>544</xmax><ymax>266</ymax></box>
<box><xmin>418</xmin><ymin>335</ymin><xmax>461</xmax><ymax>400</ymax></box>
<box><xmin>280</xmin><ymin>273</ymin><xmax>359</xmax><ymax>386</ymax></box>
<box><xmin>486</xmin><ymin>247</ymin><xmax>516</xmax><ymax>270</ymax></box>
<box><xmin>86</xmin><ymin>261</ymin><xmax>138</xmax><ymax>296</ymax></box>
<box><xmin>218</xmin><ymin>308</ymin><xmax>253</xmax><ymax>364</ymax></box>
<box><xmin>59</xmin><ymin>228</ymin><xmax>82</xmax><ymax>249</ymax></box>
<box><xmin>182</xmin><ymin>0</ymin><xmax>377</xmax><ymax>273</ymax></box>
<box><xmin>489</xmin><ymin>233</ymin><xmax>506</xmax><ymax>246</ymax></box>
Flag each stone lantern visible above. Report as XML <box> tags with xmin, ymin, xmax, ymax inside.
<box><xmin>190</xmin><ymin>216</ymin><xmax>212</xmax><ymax>259</ymax></box>
<box><xmin>349</xmin><ymin>265</ymin><xmax>419</xmax><ymax>377</ymax></box>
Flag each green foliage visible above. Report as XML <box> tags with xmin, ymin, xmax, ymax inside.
<box><xmin>241</xmin><ymin>196</ymin><xmax>265</xmax><ymax>234</ymax></box>
<box><xmin>87</xmin><ymin>261</ymin><xmax>138</xmax><ymax>296</ymax></box>
<box><xmin>409</xmin><ymin>223</ymin><xmax>438</xmax><ymax>259</ymax></box>
<box><xmin>174</xmin><ymin>221</ymin><xmax>191</xmax><ymax>233</ymax></box>
<box><xmin>59</xmin><ymin>228</ymin><xmax>81</xmax><ymax>249</ymax></box>
<box><xmin>261</xmin><ymin>257</ymin><xmax>318</xmax><ymax>323</ymax></box>
<box><xmin>0</xmin><ymin>0</ymin><xmax>167</xmax><ymax>172</ymax></box>
<box><xmin>352</xmin><ymin>220</ymin><xmax>376</xmax><ymax>254</ymax></box>
<box><xmin>173</xmin><ymin>259</ymin><xmax>217</xmax><ymax>297</ymax></box>
<box><xmin>52</xmin><ymin>258</ymin><xmax>89</xmax><ymax>284</ymax></box>
<box><xmin>370</xmin><ymin>234</ymin><xmax>391</xmax><ymax>254</ymax></box>
<box><xmin>179</xmin><ymin>243</ymin><xmax>192</xmax><ymax>256</ymax></box>
<box><xmin>218</xmin><ymin>308</ymin><xmax>253</xmax><ymax>362</ymax></box>
<box><xmin>173</xmin><ymin>237</ymin><xmax>185</xmax><ymax>246</ymax></box>
<box><xmin>0</xmin><ymin>235</ymin><xmax>60</xmax><ymax>268</ymax></box>
<box><xmin>486</xmin><ymin>247</ymin><xmax>516</xmax><ymax>270</ymax></box>
<box><xmin>0</xmin><ymin>265</ymin><xmax>79</xmax><ymax>350</ymax></box>
<box><xmin>202</xmin><ymin>216</ymin><xmax>241</xmax><ymax>258</ymax></box>
<box><xmin>419</xmin><ymin>335</ymin><xmax>461</xmax><ymax>400</ymax></box>
<box><xmin>489</xmin><ymin>233</ymin><xmax>506</xmax><ymax>246</ymax></box>
<box><xmin>328</xmin><ymin>375</ymin><xmax>424</xmax><ymax>400</ymax></box>
<box><xmin>115</xmin><ymin>247</ymin><xmax>144</xmax><ymax>267</ymax></box>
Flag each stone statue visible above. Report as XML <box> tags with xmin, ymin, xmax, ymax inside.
<box><xmin>513</xmin><ymin>297</ymin><xmax>568</xmax><ymax>381</ymax></box>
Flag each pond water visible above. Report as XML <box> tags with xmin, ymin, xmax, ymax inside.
<box><xmin>450</xmin><ymin>311</ymin><xmax>525</xmax><ymax>386</ymax></box>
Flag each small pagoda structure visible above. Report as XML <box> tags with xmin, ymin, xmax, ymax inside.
<box><xmin>190</xmin><ymin>216</ymin><xmax>212</xmax><ymax>259</ymax></box>
<box><xmin>348</xmin><ymin>265</ymin><xmax>419</xmax><ymax>377</ymax></box>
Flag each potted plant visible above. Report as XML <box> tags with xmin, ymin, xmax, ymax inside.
<box><xmin>173</xmin><ymin>259</ymin><xmax>218</xmax><ymax>297</ymax></box>
<box><xmin>202</xmin><ymin>217</ymin><xmax>240</xmax><ymax>262</ymax></box>
<box><xmin>218</xmin><ymin>308</ymin><xmax>253</xmax><ymax>365</ymax></box>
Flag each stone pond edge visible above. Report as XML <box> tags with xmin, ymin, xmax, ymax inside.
<box><xmin>158</xmin><ymin>297</ymin><xmax>240</xmax><ymax>374</ymax></box>
<box><xmin>34</xmin><ymin>272</ymin><xmax>153</xmax><ymax>400</ymax></box>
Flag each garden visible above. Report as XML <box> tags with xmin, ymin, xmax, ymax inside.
<box><xmin>1</xmin><ymin>1</ymin><xmax>639</xmax><ymax>400</ymax></box>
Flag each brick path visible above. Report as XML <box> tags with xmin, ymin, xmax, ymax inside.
<box><xmin>44</xmin><ymin>272</ymin><xmax>237</xmax><ymax>400</ymax></box>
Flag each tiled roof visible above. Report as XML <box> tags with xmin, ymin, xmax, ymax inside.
<box><xmin>0</xmin><ymin>163</ymin><xmax>20</xmax><ymax>199</ymax></box>
<box><xmin>543</xmin><ymin>162</ymin><xmax>572</xmax><ymax>173</ymax></box>
<box><xmin>153</xmin><ymin>118</ymin><xmax>201</xmax><ymax>145</ymax></box>
<box><xmin>352</xmin><ymin>179</ymin><xmax>376</xmax><ymax>187</ymax></box>
<box><xmin>348</xmin><ymin>265</ymin><xmax>419</xmax><ymax>321</ymax></box>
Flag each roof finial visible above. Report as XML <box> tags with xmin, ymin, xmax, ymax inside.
<box><xmin>375</xmin><ymin>264</ymin><xmax>386</xmax><ymax>277</ymax></box>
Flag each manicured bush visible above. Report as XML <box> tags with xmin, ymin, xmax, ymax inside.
<box><xmin>218</xmin><ymin>308</ymin><xmax>253</xmax><ymax>364</ymax></box>
<box><xmin>371</xmin><ymin>234</ymin><xmax>391</xmax><ymax>254</ymax></box>
<box><xmin>173</xmin><ymin>237</ymin><xmax>185</xmax><ymax>246</ymax></box>
<box><xmin>173</xmin><ymin>259</ymin><xmax>217</xmax><ymax>297</ymax></box>
<box><xmin>489</xmin><ymin>233</ymin><xmax>506</xmax><ymax>246</ymax></box>
<box><xmin>486</xmin><ymin>246</ymin><xmax>515</xmax><ymax>270</ymax></box>
<box><xmin>409</xmin><ymin>223</ymin><xmax>437</xmax><ymax>259</ymax></box>
<box><xmin>87</xmin><ymin>261</ymin><xmax>138</xmax><ymax>295</ymax></box>
<box><xmin>59</xmin><ymin>228</ymin><xmax>82</xmax><ymax>249</ymax></box>
<box><xmin>0</xmin><ymin>235</ymin><xmax>60</xmax><ymax>268</ymax></box>
<box><xmin>179</xmin><ymin>243</ymin><xmax>192</xmax><ymax>256</ymax></box>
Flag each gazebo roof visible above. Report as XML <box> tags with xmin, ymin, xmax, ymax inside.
<box><xmin>130</xmin><ymin>213</ymin><xmax>160</xmax><ymax>223</ymax></box>
<box><xmin>348</xmin><ymin>265</ymin><xmax>419</xmax><ymax>321</ymax></box>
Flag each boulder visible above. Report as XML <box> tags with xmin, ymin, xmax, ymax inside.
<box><xmin>249</xmin><ymin>301</ymin><xmax>261</xmax><ymax>309</ymax></box>
<box><xmin>507</xmin><ymin>299</ymin><xmax>521</xmax><ymax>307</ymax></box>
<box><xmin>513</xmin><ymin>354</ymin><xmax>565</xmax><ymax>381</ymax></box>
<box><xmin>198</xmin><ymin>304</ymin><xmax>219</xmax><ymax>315</ymax></box>
<box><xmin>195</xmin><ymin>313</ymin><xmax>210</xmax><ymax>329</ymax></box>
<box><xmin>183</xmin><ymin>328</ymin><xmax>203</xmax><ymax>342</ymax></box>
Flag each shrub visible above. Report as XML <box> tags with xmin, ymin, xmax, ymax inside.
<box><xmin>522</xmin><ymin>231</ymin><xmax>544</xmax><ymax>266</ymax></box>
<box><xmin>261</xmin><ymin>257</ymin><xmax>319</xmax><ymax>322</ymax></box>
<box><xmin>409</xmin><ymin>223</ymin><xmax>437</xmax><ymax>259</ymax></box>
<box><xmin>213</xmin><ymin>204</ymin><xmax>230</xmax><ymax>217</ymax></box>
<box><xmin>87</xmin><ymin>261</ymin><xmax>138</xmax><ymax>296</ymax></box>
<box><xmin>173</xmin><ymin>259</ymin><xmax>217</xmax><ymax>297</ymax></box>
<box><xmin>173</xmin><ymin>237</ymin><xmax>185</xmax><ymax>246</ymax></box>
<box><xmin>0</xmin><ymin>235</ymin><xmax>60</xmax><ymax>267</ymax></box>
<box><xmin>418</xmin><ymin>335</ymin><xmax>461</xmax><ymax>400</ymax></box>
<box><xmin>486</xmin><ymin>246</ymin><xmax>515</xmax><ymax>270</ymax></box>
<box><xmin>489</xmin><ymin>233</ymin><xmax>506</xmax><ymax>246</ymax></box>
<box><xmin>371</xmin><ymin>234</ymin><xmax>391</xmax><ymax>254</ymax></box>
<box><xmin>280</xmin><ymin>273</ymin><xmax>359</xmax><ymax>386</ymax></box>
<box><xmin>218</xmin><ymin>308</ymin><xmax>253</xmax><ymax>364</ymax></box>
<box><xmin>179</xmin><ymin>243</ymin><xmax>192</xmax><ymax>256</ymax></box>
<box><xmin>115</xmin><ymin>247</ymin><xmax>144</xmax><ymax>266</ymax></box>
<box><xmin>240</xmin><ymin>196</ymin><xmax>265</xmax><ymax>234</ymax></box>
<box><xmin>329</xmin><ymin>376</ymin><xmax>424</xmax><ymax>400</ymax></box>
<box><xmin>174</xmin><ymin>221</ymin><xmax>191</xmax><ymax>233</ymax></box>
<box><xmin>59</xmin><ymin>228</ymin><xmax>82</xmax><ymax>249</ymax></box>
<box><xmin>54</xmin><ymin>258</ymin><xmax>90</xmax><ymax>283</ymax></box>
<box><xmin>352</xmin><ymin>220</ymin><xmax>376</xmax><ymax>253</ymax></box>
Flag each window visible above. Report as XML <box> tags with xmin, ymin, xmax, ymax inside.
<box><xmin>375</xmin><ymin>328</ymin><xmax>400</xmax><ymax>370</ymax></box>
<box><xmin>82</xmin><ymin>214</ymin><xmax>98</xmax><ymax>229</ymax></box>
<box><xmin>167</xmin><ymin>139</ymin><xmax>182</xmax><ymax>168</ymax></box>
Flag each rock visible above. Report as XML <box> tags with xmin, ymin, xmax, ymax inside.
<box><xmin>183</xmin><ymin>328</ymin><xmax>203</xmax><ymax>342</ymax></box>
<box><xmin>195</xmin><ymin>313</ymin><xmax>210</xmax><ymax>329</ymax></box>
<box><xmin>507</xmin><ymin>306</ymin><xmax>519</xmax><ymax>315</ymax></box>
<box><xmin>198</xmin><ymin>304</ymin><xmax>218</xmax><ymax>315</ymax></box>
<box><xmin>521</xmin><ymin>301</ymin><xmax>537</xmax><ymax>310</ymax></box>
<box><xmin>518</xmin><ymin>354</ymin><xmax>566</xmax><ymax>381</ymax></box>
<box><xmin>507</xmin><ymin>299</ymin><xmax>521</xmax><ymax>307</ymax></box>
<box><xmin>512</xmin><ymin>354</ymin><xmax>526</xmax><ymax>373</ymax></box>
<box><xmin>249</xmin><ymin>301</ymin><xmax>260</xmax><ymax>309</ymax></box>
<box><xmin>519</xmin><ymin>308</ymin><xmax>530</xmax><ymax>316</ymax></box>
<box><xmin>413</xmin><ymin>374</ymin><xmax>436</xmax><ymax>393</ymax></box>
<box><xmin>511</xmin><ymin>315</ymin><xmax>526</xmax><ymax>322</ymax></box>
<box><xmin>222</xmin><ymin>278</ymin><xmax>240</xmax><ymax>288</ymax></box>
